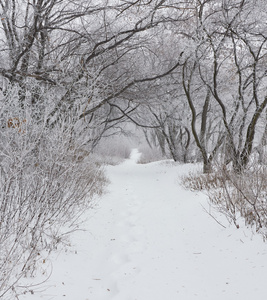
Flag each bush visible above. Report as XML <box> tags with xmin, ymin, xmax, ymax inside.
<box><xmin>0</xmin><ymin>92</ymin><xmax>107</xmax><ymax>299</ymax></box>
<box><xmin>180</xmin><ymin>170</ymin><xmax>225</xmax><ymax>191</ymax></box>
<box><xmin>181</xmin><ymin>164</ymin><xmax>267</xmax><ymax>239</ymax></box>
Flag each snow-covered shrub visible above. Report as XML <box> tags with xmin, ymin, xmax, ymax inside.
<box><xmin>181</xmin><ymin>164</ymin><xmax>267</xmax><ymax>239</ymax></box>
<box><xmin>0</xmin><ymin>87</ymin><xmax>106</xmax><ymax>299</ymax></box>
<box><xmin>180</xmin><ymin>171</ymin><xmax>225</xmax><ymax>191</ymax></box>
<box><xmin>213</xmin><ymin>165</ymin><xmax>267</xmax><ymax>235</ymax></box>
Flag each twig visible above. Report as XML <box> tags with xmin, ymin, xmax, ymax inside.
<box><xmin>201</xmin><ymin>204</ymin><xmax>227</xmax><ymax>229</ymax></box>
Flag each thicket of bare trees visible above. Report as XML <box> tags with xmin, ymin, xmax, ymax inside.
<box><xmin>1</xmin><ymin>1</ymin><xmax>266</xmax><ymax>166</ymax></box>
<box><xmin>0</xmin><ymin>1</ymin><xmax>193</xmax><ymax>297</ymax></box>
<box><xmin>135</xmin><ymin>0</ymin><xmax>267</xmax><ymax>173</ymax></box>
<box><xmin>1</xmin><ymin>0</ymin><xmax>267</xmax><ymax>297</ymax></box>
<box><xmin>174</xmin><ymin>0</ymin><xmax>267</xmax><ymax>240</ymax></box>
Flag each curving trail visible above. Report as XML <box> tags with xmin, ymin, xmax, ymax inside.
<box><xmin>21</xmin><ymin>149</ymin><xmax>267</xmax><ymax>300</ymax></box>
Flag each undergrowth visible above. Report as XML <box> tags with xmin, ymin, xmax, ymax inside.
<box><xmin>0</xmin><ymin>108</ymin><xmax>107</xmax><ymax>299</ymax></box>
<box><xmin>181</xmin><ymin>164</ymin><xmax>267</xmax><ymax>240</ymax></box>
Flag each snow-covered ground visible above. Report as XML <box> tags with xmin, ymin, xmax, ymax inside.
<box><xmin>21</xmin><ymin>149</ymin><xmax>267</xmax><ymax>300</ymax></box>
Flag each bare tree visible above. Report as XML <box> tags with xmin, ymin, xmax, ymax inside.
<box><xmin>195</xmin><ymin>0</ymin><xmax>267</xmax><ymax>171</ymax></box>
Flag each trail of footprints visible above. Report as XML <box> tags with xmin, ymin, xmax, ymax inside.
<box><xmin>107</xmin><ymin>183</ymin><xmax>145</xmax><ymax>298</ymax></box>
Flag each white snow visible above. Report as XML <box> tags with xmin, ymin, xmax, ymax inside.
<box><xmin>20</xmin><ymin>149</ymin><xmax>267</xmax><ymax>300</ymax></box>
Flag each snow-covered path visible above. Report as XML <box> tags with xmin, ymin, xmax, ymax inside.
<box><xmin>22</xmin><ymin>149</ymin><xmax>267</xmax><ymax>300</ymax></box>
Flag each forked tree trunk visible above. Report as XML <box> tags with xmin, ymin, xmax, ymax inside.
<box><xmin>203</xmin><ymin>159</ymin><xmax>212</xmax><ymax>173</ymax></box>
